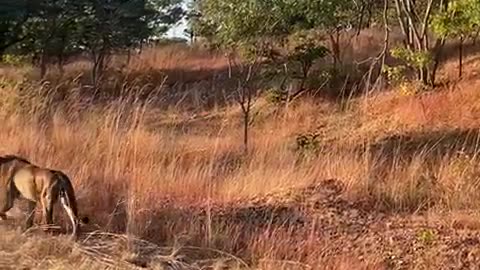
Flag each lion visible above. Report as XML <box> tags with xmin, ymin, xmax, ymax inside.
<box><xmin>0</xmin><ymin>155</ymin><xmax>89</xmax><ymax>238</ymax></box>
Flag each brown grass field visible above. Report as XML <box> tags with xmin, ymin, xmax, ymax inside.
<box><xmin>2</xmin><ymin>35</ymin><xmax>480</xmax><ymax>269</ymax></box>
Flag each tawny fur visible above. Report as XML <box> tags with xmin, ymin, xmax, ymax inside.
<box><xmin>0</xmin><ymin>155</ymin><xmax>31</xmax><ymax>220</ymax></box>
<box><xmin>0</xmin><ymin>155</ymin><xmax>88</xmax><ymax>237</ymax></box>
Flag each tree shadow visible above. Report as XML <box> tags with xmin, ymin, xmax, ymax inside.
<box><xmin>128</xmin><ymin>179</ymin><xmax>380</xmax><ymax>259</ymax></box>
<box><xmin>438</xmin><ymin>40</ymin><xmax>480</xmax><ymax>65</ymax></box>
<box><xmin>357</xmin><ymin>128</ymin><xmax>480</xmax><ymax>163</ymax></box>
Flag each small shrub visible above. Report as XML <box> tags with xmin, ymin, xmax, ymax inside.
<box><xmin>295</xmin><ymin>132</ymin><xmax>320</xmax><ymax>158</ymax></box>
<box><xmin>390</xmin><ymin>47</ymin><xmax>433</xmax><ymax>70</ymax></box>
<box><xmin>265</xmin><ymin>87</ymin><xmax>288</xmax><ymax>104</ymax></box>
<box><xmin>382</xmin><ymin>65</ymin><xmax>407</xmax><ymax>86</ymax></box>
<box><xmin>417</xmin><ymin>228</ymin><xmax>436</xmax><ymax>246</ymax></box>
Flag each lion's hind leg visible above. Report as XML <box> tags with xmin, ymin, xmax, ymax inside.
<box><xmin>0</xmin><ymin>184</ymin><xmax>16</xmax><ymax>221</ymax></box>
<box><xmin>40</xmin><ymin>185</ymin><xmax>58</xmax><ymax>226</ymax></box>
<box><xmin>23</xmin><ymin>200</ymin><xmax>36</xmax><ymax>231</ymax></box>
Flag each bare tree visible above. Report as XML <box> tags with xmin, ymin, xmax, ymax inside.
<box><xmin>227</xmin><ymin>51</ymin><xmax>263</xmax><ymax>154</ymax></box>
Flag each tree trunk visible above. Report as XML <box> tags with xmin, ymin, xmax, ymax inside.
<box><xmin>421</xmin><ymin>67</ymin><xmax>428</xmax><ymax>85</ymax></box>
<box><xmin>473</xmin><ymin>29</ymin><xmax>480</xmax><ymax>45</ymax></box>
<box><xmin>40</xmin><ymin>52</ymin><xmax>47</xmax><ymax>79</ymax></box>
<box><xmin>458</xmin><ymin>36</ymin><xmax>463</xmax><ymax>79</ymax></box>
<box><xmin>92</xmin><ymin>57</ymin><xmax>98</xmax><ymax>87</ymax></box>
<box><xmin>243</xmin><ymin>108</ymin><xmax>249</xmax><ymax>154</ymax></box>
<box><xmin>92</xmin><ymin>51</ymin><xmax>106</xmax><ymax>87</ymax></box>
<box><xmin>417</xmin><ymin>65</ymin><xmax>428</xmax><ymax>85</ymax></box>
<box><xmin>126</xmin><ymin>50</ymin><xmax>131</xmax><ymax>66</ymax></box>
<box><xmin>429</xmin><ymin>38</ymin><xmax>445</xmax><ymax>86</ymax></box>
<box><xmin>356</xmin><ymin>3</ymin><xmax>366</xmax><ymax>36</ymax></box>
<box><xmin>57</xmin><ymin>53</ymin><xmax>65</xmax><ymax>75</ymax></box>
<box><xmin>329</xmin><ymin>32</ymin><xmax>341</xmax><ymax>70</ymax></box>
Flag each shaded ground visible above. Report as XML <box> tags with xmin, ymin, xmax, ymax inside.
<box><xmin>203</xmin><ymin>179</ymin><xmax>480</xmax><ymax>269</ymax></box>
<box><xmin>2</xmin><ymin>179</ymin><xmax>480</xmax><ymax>269</ymax></box>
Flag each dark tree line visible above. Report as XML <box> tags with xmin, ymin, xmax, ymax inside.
<box><xmin>0</xmin><ymin>0</ymin><xmax>184</xmax><ymax>84</ymax></box>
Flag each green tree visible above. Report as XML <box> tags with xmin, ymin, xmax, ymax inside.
<box><xmin>190</xmin><ymin>0</ymin><xmax>356</xmax><ymax>151</ymax></box>
<box><xmin>193</xmin><ymin>0</ymin><xmax>358</xmax><ymax>65</ymax></box>
<box><xmin>390</xmin><ymin>0</ymin><xmax>436</xmax><ymax>85</ymax></box>
<box><xmin>2</xmin><ymin>0</ymin><xmax>184</xmax><ymax>82</ymax></box>
<box><xmin>191</xmin><ymin>0</ymin><xmax>282</xmax><ymax>153</ymax></box>
<box><xmin>14</xmin><ymin>0</ymin><xmax>86</xmax><ymax>77</ymax></box>
<box><xmin>77</xmin><ymin>0</ymin><xmax>163</xmax><ymax>85</ymax></box>
<box><xmin>431</xmin><ymin>0</ymin><xmax>480</xmax><ymax>78</ymax></box>
<box><xmin>0</xmin><ymin>0</ymin><xmax>38</xmax><ymax>57</ymax></box>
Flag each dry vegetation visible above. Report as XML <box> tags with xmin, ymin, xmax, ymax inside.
<box><xmin>2</xmin><ymin>37</ymin><xmax>480</xmax><ymax>269</ymax></box>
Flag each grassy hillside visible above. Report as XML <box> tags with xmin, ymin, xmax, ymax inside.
<box><xmin>2</xmin><ymin>38</ymin><xmax>480</xmax><ymax>269</ymax></box>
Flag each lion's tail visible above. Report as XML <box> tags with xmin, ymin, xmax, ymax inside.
<box><xmin>54</xmin><ymin>171</ymin><xmax>80</xmax><ymax>237</ymax></box>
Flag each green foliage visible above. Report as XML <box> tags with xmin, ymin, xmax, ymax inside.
<box><xmin>1</xmin><ymin>54</ymin><xmax>29</xmax><ymax>66</ymax></box>
<box><xmin>193</xmin><ymin>0</ymin><xmax>358</xmax><ymax>50</ymax></box>
<box><xmin>382</xmin><ymin>63</ymin><xmax>432</xmax><ymax>96</ymax></box>
<box><xmin>263</xmin><ymin>31</ymin><xmax>330</xmax><ymax>102</ymax></box>
<box><xmin>12</xmin><ymin>1</ymin><xmax>81</xmax><ymax>62</ymax></box>
<box><xmin>388</xmin><ymin>46</ymin><xmax>434</xmax><ymax>90</ymax></box>
<box><xmin>431</xmin><ymin>0</ymin><xmax>480</xmax><ymax>39</ymax></box>
<box><xmin>193</xmin><ymin>0</ymin><xmax>278</xmax><ymax>48</ymax></box>
<box><xmin>0</xmin><ymin>0</ymin><xmax>184</xmax><ymax>77</ymax></box>
<box><xmin>192</xmin><ymin>1</ymin><xmax>338</xmax><ymax>102</ymax></box>
<box><xmin>390</xmin><ymin>47</ymin><xmax>433</xmax><ymax>70</ymax></box>
<box><xmin>77</xmin><ymin>0</ymin><xmax>173</xmax><ymax>51</ymax></box>
<box><xmin>289</xmin><ymin>43</ymin><xmax>329</xmax><ymax>63</ymax></box>
<box><xmin>0</xmin><ymin>1</ymin><xmax>35</xmax><ymax>54</ymax></box>
<box><xmin>299</xmin><ymin>0</ymin><xmax>357</xmax><ymax>33</ymax></box>
<box><xmin>416</xmin><ymin>228</ymin><xmax>437</xmax><ymax>246</ymax></box>
<box><xmin>382</xmin><ymin>65</ymin><xmax>407</xmax><ymax>85</ymax></box>
<box><xmin>287</xmin><ymin>31</ymin><xmax>329</xmax><ymax>71</ymax></box>
<box><xmin>382</xmin><ymin>65</ymin><xmax>428</xmax><ymax>96</ymax></box>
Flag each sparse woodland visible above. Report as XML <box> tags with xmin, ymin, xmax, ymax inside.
<box><xmin>1</xmin><ymin>0</ymin><xmax>480</xmax><ymax>269</ymax></box>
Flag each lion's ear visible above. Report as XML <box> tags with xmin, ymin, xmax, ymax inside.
<box><xmin>81</xmin><ymin>216</ymin><xmax>90</xmax><ymax>224</ymax></box>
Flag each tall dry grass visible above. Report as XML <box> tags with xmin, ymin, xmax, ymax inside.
<box><xmin>2</xmin><ymin>43</ymin><xmax>480</xmax><ymax>269</ymax></box>
<box><xmin>0</xmin><ymin>78</ymin><xmax>373</xmax><ymax>268</ymax></box>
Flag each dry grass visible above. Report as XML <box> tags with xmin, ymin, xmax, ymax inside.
<box><xmin>1</xmin><ymin>40</ymin><xmax>480</xmax><ymax>269</ymax></box>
